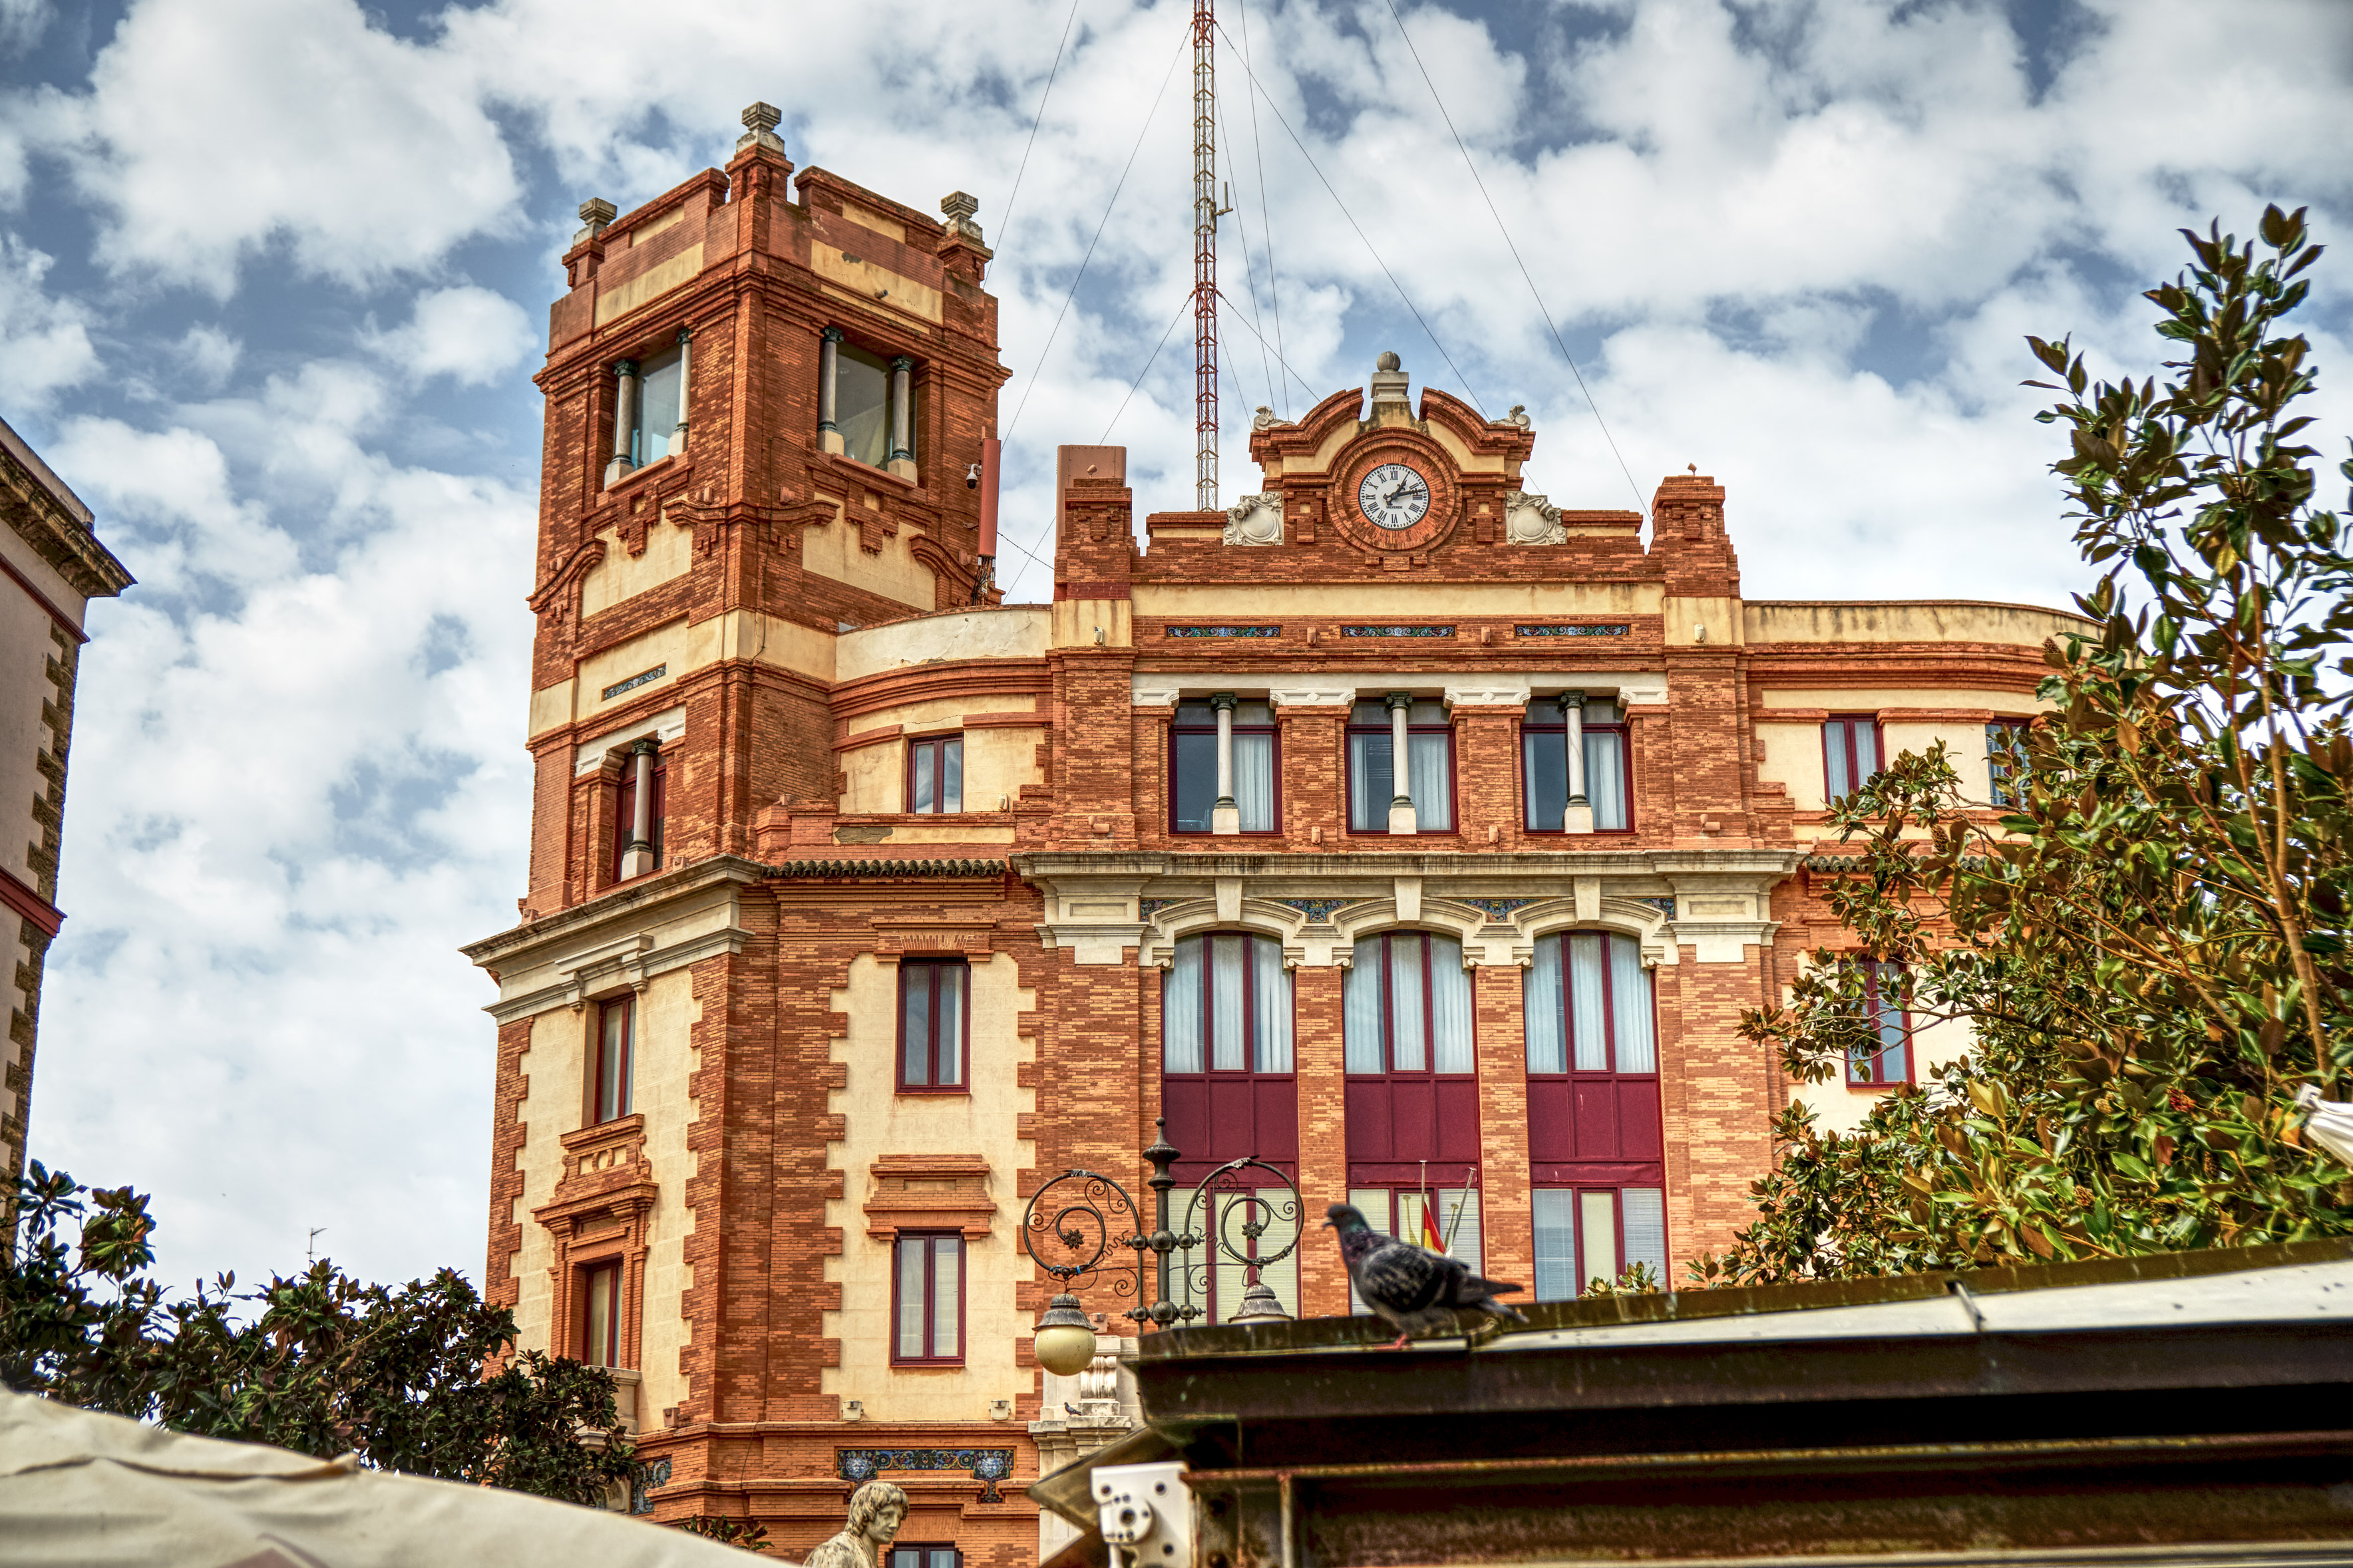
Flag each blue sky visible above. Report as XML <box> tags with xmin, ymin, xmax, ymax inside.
<box><xmin>1</xmin><ymin>0</ymin><xmax>2348</xmax><ymax>1291</ymax></box>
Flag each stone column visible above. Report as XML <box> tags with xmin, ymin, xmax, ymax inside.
<box><xmin>816</xmin><ymin>327</ymin><xmax>844</xmax><ymax>456</ymax></box>
<box><xmin>886</xmin><ymin>355</ymin><xmax>916</xmax><ymax>481</ymax></box>
<box><xmin>1385</xmin><ymin>691</ymin><xmax>1417</xmax><ymax>835</ymax></box>
<box><xmin>1563</xmin><ymin>691</ymin><xmax>1593</xmax><ymax>834</ymax></box>
<box><xmin>670</xmin><ymin>327</ymin><xmax>691</xmax><ymax>458</ymax></box>
<box><xmin>604</xmin><ymin>359</ymin><xmax>639</xmax><ymax>487</ymax></box>
<box><xmin>621</xmin><ymin>738</ymin><xmax>659</xmax><ymax>879</ymax></box>
<box><xmin>1210</xmin><ymin>692</ymin><xmax>1239</xmax><ymax>836</ymax></box>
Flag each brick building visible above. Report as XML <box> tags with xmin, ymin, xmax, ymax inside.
<box><xmin>0</xmin><ymin>415</ymin><xmax>132</xmax><ymax>1227</ymax></box>
<box><xmin>464</xmin><ymin>106</ymin><xmax>2083</xmax><ymax>1557</ymax></box>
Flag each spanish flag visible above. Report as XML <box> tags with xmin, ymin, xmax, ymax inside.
<box><xmin>1417</xmin><ymin>1195</ymin><xmax>1447</xmax><ymax>1255</ymax></box>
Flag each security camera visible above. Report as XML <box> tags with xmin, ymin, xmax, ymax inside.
<box><xmin>966</xmin><ymin>463</ymin><xmax>982</xmax><ymax>490</ymax></box>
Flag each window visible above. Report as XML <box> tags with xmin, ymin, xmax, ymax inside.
<box><xmin>631</xmin><ymin>343</ymin><xmax>683</xmax><ymax>468</ymax></box>
<box><xmin>836</xmin><ymin>344</ymin><xmax>892</xmax><ymax>467</ymax></box>
<box><xmin>592</xmin><ymin>996</ymin><xmax>634</xmax><ymax>1124</ymax></box>
<box><xmin>1986</xmin><ymin>719</ymin><xmax>2031</xmax><ymax>808</ymax></box>
<box><xmin>898</xmin><ymin>959</ymin><xmax>968</xmax><ymax>1092</ymax></box>
<box><xmin>890</xmin><ymin>1549</ymin><xmax>961</xmax><ymax>1568</ymax></box>
<box><xmin>1844</xmin><ymin>959</ymin><xmax>1912</xmax><ymax>1086</ymax></box>
<box><xmin>1345</xmin><ymin>1186</ymin><xmax>1481</xmax><ymax>1314</ymax></box>
<box><xmin>580</xmin><ymin>1261</ymin><xmax>622</xmax><ymax>1366</ymax></box>
<box><xmin>1161</xmin><ymin>934</ymin><xmax>1296</xmax><ymax>1174</ymax></box>
<box><xmin>1525</xmin><ymin>932</ymin><xmax>1656</xmax><ymax>1075</ymax></box>
<box><xmin>1822</xmin><ymin>714</ymin><xmax>1883</xmax><ymax>802</ymax></box>
<box><xmin>1347</xmin><ymin>701</ymin><xmax>1453</xmax><ymax>832</ymax></box>
<box><xmin>1533</xmin><ymin>1187</ymin><xmax>1666</xmax><ymax>1301</ymax></box>
<box><xmin>1521</xmin><ymin>698</ymin><xmax>1631</xmax><ymax>831</ymax></box>
<box><xmin>907</xmin><ymin>734</ymin><xmax>963</xmax><ymax>814</ymax></box>
<box><xmin>893</xmin><ymin>1233</ymin><xmax>963</xmax><ymax>1364</ymax></box>
<box><xmin>1169</xmin><ymin>701</ymin><xmax>1277</xmax><ymax>833</ymax></box>
<box><xmin>610</xmin><ymin>748</ymin><xmax>666</xmax><ymax>883</ymax></box>
<box><xmin>1344</xmin><ymin>933</ymin><xmax>1479</xmax><ymax>1176</ymax></box>
<box><xmin>1195</xmin><ymin>1185</ymin><xmax>1303</xmax><ymax>1323</ymax></box>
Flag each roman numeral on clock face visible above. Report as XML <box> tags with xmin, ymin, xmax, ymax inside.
<box><xmin>1359</xmin><ymin>463</ymin><xmax>1431</xmax><ymax>531</ymax></box>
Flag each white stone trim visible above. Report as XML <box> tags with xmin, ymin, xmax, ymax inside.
<box><xmin>574</xmin><ymin>704</ymin><xmax>687</xmax><ymax>776</ymax></box>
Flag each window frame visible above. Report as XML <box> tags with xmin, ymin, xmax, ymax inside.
<box><xmin>1347</xmin><ymin>931</ymin><xmax>1477</xmax><ymax>1078</ymax></box>
<box><xmin>889</xmin><ymin>1547</ymin><xmax>962</xmax><ymax>1568</ymax></box>
<box><xmin>1986</xmin><ymin>718</ymin><xmax>2032</xmax><ymax>809</ymax></box>
<box><xmin>628</xmin><ymin>342</ymin><xmax>684</xmax><ymax>470</ymax></box>
<box><xmin>579</xmin><ymin>1259</ymin><xmax>623</xmax><ymax>1367</ymax></box>
<box><xmin>1523</xmin><ymin>931</ymin><xmax>1659</xmax><ymax>1078</ymax></box>
<box><xmin>609</xmin><ymin>748</ymin><xmax>667</xmax><ymax>885</ymax></box>
<box><xmin>1843</xmin><ymin>958</ymin><xmax>1914</xmax><ymax>1087</ymax></box>
<box><xmin>890</xmin><ymin>1231</ymin><xmax>966</xmax><ymax>1366</ymax></box>
<box><xmin>905</xmin><ymin>732</ymin><xmax>965</xmax><ymax>815</ymax></box>
<box><xmin>1519</xmin><ymin>708</ymin><xmax>1635</xmax><ymax>833</ymax></box>
<box><xmin>1344</xmin><ymin>706</ymin><xmax>1457</xmax><ymax>835</ymax></box>
<box><xmin>896</xmin><ymin>958</ymin><xmax>972</xmax><ymax>1094</ymax></box>
<box><xmin>1167</xmin><ymin>705</ymin><xmax>1282</xmax><ymax>836</ymax></box>
<box><xmin>1821</xmin><ymin>714</ymin><xmax>1884</xmax><ymax>805</ymax></box>
<box><xmin>1532</xmin><ymin>1184</ymin><xmax>1668</xmax><ymax>1302</ymax></box>
<box><xmin>1161</xmin><ymin>931</ymin><xmax>1296</xmax><ymax>1077</ymax></box>
<box><xmin>591</xmin><ymin>995</ymin><xmax>635</xmax><ymax>1124</ymax></box>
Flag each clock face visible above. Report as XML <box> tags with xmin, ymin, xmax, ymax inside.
<box><xmin>1358</xmin><ymin>462</ymin><xmax>1431</xmax><ymax>531</ymax></box>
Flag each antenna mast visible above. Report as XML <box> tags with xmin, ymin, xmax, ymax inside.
<box><xmin>1192</xmin><ymin>0</ymin><xmax>1218</xmax><ymax>510</ymax></box>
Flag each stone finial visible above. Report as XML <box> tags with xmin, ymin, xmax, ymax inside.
<box><xmin>1370</xmin><ymin>351</ymin><xmax>1410</xmax><ymax>408</ymax></box>
<box><xmin>1251</xmin><ymin>404</ymin><xmax>1286</xmax><ymax>431</ymax></box>
<box><xmin>1507</xmin><ymin>404</ymin><xmax>1532</xmax><ymax>430</ymax></box>
<box><xmin>940</xmin><ymin>190</ymin><xmax>986</xmax><ymax>244</ymax></box>
<box><xmin>1376</xmin><ymin>351</ymin><xmax>1401</xmax><ymax>372</ymax></box>
<box><xmin>572</xmin><ymin>198</ymin><xmax>616</xmax><ymax>247</ymax></box>
<box><xmin>737</xmin><ymin>101</ymin><xmax>787</xmax><ymax>155</ymax></box>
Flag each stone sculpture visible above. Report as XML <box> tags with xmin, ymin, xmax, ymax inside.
<box><xmin>1223</xmin><ymin>492</ymin><xmax>1284</xmax><ymax>546</ymax></box>
<box><xmin>804</xmin><ymin>1480</ymin><xmax>909</xmax><ymax>1568</ymax></box>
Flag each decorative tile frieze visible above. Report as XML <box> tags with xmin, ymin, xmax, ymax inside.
<box><xmin>1276</xmin><ymin>898</ymin><xmax>1356</xmax><ymax>923</ymax></box>
<box><xmin>838</xmin><ymin>1448</ymin><xmax>1017</xmax><ymax>1502</ymax></box>
<box><xmin>1165</xmin><ymin>625</ymin><xmax>1280</xmax><ymax>638</ymax></box>
<box><xmin>1517</xmin><ymin>624</ymin><xmax>1630</xmax><ymax>637</ymax></box>
<box><xmin>1342</xmin><ymin>625</ymin><xmax>1454</xmax><ymax>637</ymax></box>
<box><xmin>1463</xmin><ymin>897</ymin><xmax>1538</xmax><ymax>922</ymax></box>
<box><xmin>1638</xmin><ymin>896</ymin><xmax>1678</xmax><ymax>915</ymax></box>
<box><xmin>600</xmin><ymin>663</ymin><xmax>667</xmax><ymax>701</ymax></box>
<box><xmin>1139</xmin><ymin>898</ymin><xmax>1175</xmax><ymax>921</ymax></box>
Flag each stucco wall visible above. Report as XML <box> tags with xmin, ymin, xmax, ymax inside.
<box><xmin>839</xmin><ymin>693</ymin><xmax>1045</xmax><ymax>814</ymax></box>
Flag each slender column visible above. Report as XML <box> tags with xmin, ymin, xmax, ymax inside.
<box><xmin>1562</xmin><ymin>691</ymin><xmax>1592</xmax><ymax>835</ymax></box>
<box><xmin>604</xmin><ymin>359</ymin><xmax>639</xmax><ymax>487</ymax></box>
<box><xmin>887</xmin><ymin>355</ymin><xmax>916</xmax><ymax>480</ymax></box>
<box><xmin>671</xmin><ymin>327</ymin><xmax>691</xmax><ymax>457</ymax></box>
<box><xmin>622</xmin><ymin>738</ymin><xmax>659</xmax><ymax>879</ymax></box>
<box><xmin>816</xmin><ymin>327</ymin><xmax>844</xmax><ymax>455</ymax></box>
<box><xmin>1386</xmin><ymin>691</ymin><xmax>1417</xmax><ymax>836</ymax></box>
<box><xmin>1210</xmin><ymin>692</ymin><xmax>1239</xmax><ymax>835</ymax></box>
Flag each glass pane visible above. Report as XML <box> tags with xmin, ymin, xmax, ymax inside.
<box><xmin>1348</xmin><ymin>732</ymin><xmax>1391</xmax><ymax>830</ymax></box>
<box><xmin>910</xmin><ymin>744</ymin><xmax>935</xmax><ymax>814</ymax></box>
<box><xmin>937</xmin><ymin>965</ymin><xmax>965</xmax><ymax>1086</ymax></box>
<box><xmin>1523</xmin><ymin>697</ymin><xmax>1554</xmax><ymax>720</ymax></box>
<box><xmin>837</xmin><ymin>347</ymin><xmax>891</xmax><ymax>467</ymax></box>
<box><xmin>1853</xmin><ymin>720</ymin><xmax>1881</xmax><ymax>782</ymax></box>
<box><xmin>1408</xmin><ymin>732</ymin><xmax>1452</xmax><ymax>830</ymax></box>
<box><xmin>635</xmin><ymin>347</ymin><xmax>681</xmax><ymax>464</ymax></box>
<box><xmin>1825</xmin><ymin>720</ymin><xmax>1853</xmax><ymax>800</ymax></box>
<box><xmin>600</xmin><ymin>1003</ymin><xmax>631</xmax><ymax>1120</ymax></box>
<box><xmin>902</xmin><ymin>969</ymin><xmax>932</xmax><ymax>1086</ymax></box>
<box><xmin>1871</xmin><ymin>964</ymin><xmax>1909</xmax><ymax>1080</ymax></box>
<box><xmin>1233</xmin><ymin>701</ymin><xmax>1274</xmax><ymax>724</ymax></box>
<box><xmin>1346</xmin><ymin>1187</ymin><xmax>1389</xmax><ymax>1314</ymax></box>
<box><xmin>1210</xmin><ymin>935</ymin><xmax>1246</xmax><ymax>1071</ymax></box>
<box><xmin>1350</xmin><ymin>702</ymin><xmax>1388</xmax><ymax>724</ymax></box>
<box><xmin>1233</xmin><ymin>732</ymin><xmax>1274</xmax><ymax>831</ymax></box>
<box><xmin>1609</xmin><ymin>936</ymin><xmax>1656</xmax><ymax>1072</ymax></box>
<box><xmin>1388</xmin><ymin>937</ymin><xmax>1427</xmax><ymax>1072</ymax></box>
<box><xmin>1163</xmin><ymin>939</ymin><xmax>1204</xmax><ymax>1072</ymax></box>
<box><xmin>1437</xmin><ymin>1188</ymin><xmax>1481</xmax><ymax>1271</ymax></box>
<box><xmin>1533</xmin><ymin>1190</ymin><xmax>1577</xmax><ymax>1302</ymax></box>
<box><xmin>1408</xmin><ymin>701</ymin><xmax>1447</xmax><ymax>724</ymax></box>
<box><xmin>1525</xmin><ymin>935</ymin><xmax>1566</xmax><ymax>1073</ymax></box>
<box><xmin>1429</xmin><ymin>937</ymin><xmax>1473</xmax><ymax>1072</ymax></box>
<box><xmin>1252</xmin><ymin>937</ymin><xmax>1292</xmax><ymax>1072</ymax></box>
<box><xmin>896</xmin><ymin>1239</ymin><xmax>926</xmax><ymax>1358</ymax></box>
<box><xmin>932</xmin><ymin>1549</ymin><xmax>958</xmax><ymax>1568</ymax></box>
<box><xmin>1582</xmin><ymin>701</ymin><xmax>1618</xmax><ymax>725</ymax></box>
<box><xmin>941</xmin><ymin>738</ymin><xmax>962</xmax><ymax>813</ymax></box>
<box><xmin>1172</xmin><ymin>731</ymin><xmax>1218</xmax><ymax>831</ymax></box>
<box><xmin>584</xmin><ymin>1268</ymin><xmax>614</xmax><ymax>1366</ymax></box>
<box><xmin>1344</xmin><ymin>943</ymin><xmax>1384</xmax><ymax>1072</ymax></box>
<box><xmin>1568</xmin><ymin>934</ymin><xmax>1608</xmax><ymax>1071</ymax></box>
<box><xmin>931</xmin><ymin>1238</ymin><xmax>961</xmax><ymax>1357</ymax></box>
<box><xmin>1622</xmin><ymin>1187</ymin><xmax>1666</xmax><ymax>1283</ymax></box>
<box><xmin>1580</xmin><ymin>1191</ymin><xmax>1618</xmax><ymax>1293</ymax></box>
<box><xmin>1174</xmin><ymin>703</ymin><xmax>1217</xmax><ymax>724</ymax></box>
<box><xmin>1586</xmin><ymin>730</ymin><xmax>1628</xmax><ymax>830</ymax></box>
<box><xmin>1525</xmin><ymin>730</ymin><xmax>1567</xmax><ymax>830</ymax></box>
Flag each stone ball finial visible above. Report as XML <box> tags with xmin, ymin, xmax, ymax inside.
<box><xmin>1377</xmin><ymin>351</ymin><xmax>1401</xmax><ymax>372</ymax></box>
<box><xmin>578</xmin><ymin>198</ymin><xmax>617</xmax><ymax>229</ymax></box>
<box><xmin>742</xmin><ymin>101</ymin><xmax>783</xmax><ymax>134</ymax></box>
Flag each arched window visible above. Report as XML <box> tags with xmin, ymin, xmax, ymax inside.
<box><xmin>1525</xmin><ymin>931</ymin><xmax>1665</xmax><ymax>1299</ymax></box>
<box><xmin>1343</xmin><ymin>932</ymin><xmax>1479</xmax><ymax>1204</ymax></box>
<box><xmin>1160</xmin><ymin>933</ymin><xmax>1296</xmax><ymax>1178</ymax></box>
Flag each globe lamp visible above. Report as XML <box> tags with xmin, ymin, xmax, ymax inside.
<box><xmin>1033</xmin><ymin>1293</ymin><xmax>1097</xmax><ymax>1377</ymax></box>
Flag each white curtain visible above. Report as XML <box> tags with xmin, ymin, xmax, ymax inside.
<box><xmin>930</xmin><ymin>1237</ymin><xmax>960</xmax><ymax>1356</ymax></box>
<box><xmin>936</xmin><ymin>964</ymin><xmax>966</xmax><ymax>1085</ymax></box>
<box><xmin>940</xmin><ymin>737</ymin><xmax>963</xmax><ymax>813</ymax></box>
<box><xmin>1569</xmin><ymin>933</ymin><xmax>1608</xmax><ymax>1070</ymax></box>
<box><xmin>1233</xmin><ymin>732</ymin><xmax>1274</xmax><ymax>831</ymax></box>
<box><xmin>1622</xmin><ymin>1187</ymin><xmax>1666</xmax><ymax>1282</ymax></box>
<box><xmin>900</xmin><ymin>972</ymin><xmax>931</xmax><ymax>1086</ymax></box>
<box><xmin>1430</xmin><ymin>936</ymin><xmax>1473</xmax><ymax>1072</ymax></box>
<box><xmin>1580</xmin><ymin>1191</ymin><xmax>1618</xmax><ymax>1291</ymax></box>
<box><xmin>1408</xmin><ymin>732</ymin><xmax>1452</xmax><ymax>829</ymax></box>
<box><xmin>1525</xmin><ymin>936</ymin><xmax>1566</xmax><ymax>1072</ymax></box>
<box><xmin>1387</xmin><ymin>937</ymin><xmax>1427</xmax><ymax>1070</ymax></box>
<box><xmin>1532</xmin><ymin>1189</ymin><xmax>1577</xmax><ymax>1302</ymax></box>
<box><xmin>1348</xmin><ymin>733</ymin><xmax>1389</xmax><ymax>830</ymax></box>
<box><xmin>1853</xmin><ymin>719</ymin><xmax>1881</xmax><ymax>780</ymax></box>
<box><xmin>1584</xmin><ymin>730</ymin><xmax>1626</xmax><ymax>829</ymax></box>
<box><xmin>1345</xmin><ymin>940</ymin><xmax>1384</xmax><ymax>1072</ymax></box>
<box><xmin>1609</xmin><ymin>936</ymin><xmax>1656</xmax><ymax>1072</ymax></box>
<box><xmin>1252</xmin><ymin>937</ymin><xmax>1292</xmax><ymax>1072</ymax></box>
<box><xmin>1163</xmin><ymin>938</ymin><xmax>1204</xmax><ymax>1072</ymax></box>
<box><xmin>895</xmin><ymin>1239</ymin><xmax>927</xmax><ymax>1357</ymax></box>
<box><xmin>1210</xmin><ymin>935</ymin><xmax>1247</xmax><ymax>1070</ymax></box>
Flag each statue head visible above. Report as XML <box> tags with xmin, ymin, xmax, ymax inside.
<box><xmin>847</xmin><ymin>1481</ymin><xmax>909</xmax><ymax>1545</ymax></box>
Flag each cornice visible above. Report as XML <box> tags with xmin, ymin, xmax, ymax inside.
<box><xmin>461</xmin><ymin>855</ymin><xmax>769</xmax><ymax>970</ymax></box>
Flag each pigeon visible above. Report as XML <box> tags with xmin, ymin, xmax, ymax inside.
<box><xmin>1325</xmin><ymin>1202</ymin><xmax>1527</xmax><ymax>1348</ymax></box>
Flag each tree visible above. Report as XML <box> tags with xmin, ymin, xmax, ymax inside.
<box><xmin>1693</xmin><ymin>207</ymin><xmax>2353</xmax><ymax>1284</ymax></box>
<box><xmin>0</xmin><ymin>1163</ymin><xmax>639</xmax><ymax>1505</ymax></box>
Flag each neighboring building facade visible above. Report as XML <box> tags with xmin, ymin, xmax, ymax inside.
<box><xmin>0</xmin><ymin>416</ymin><xmax>132</xmax><ymax>1218</ymax></box>
<box><xmin>466</xmin><ymin>108</ymin><xmax>2084</xmax><ymax>1557</ymax></box>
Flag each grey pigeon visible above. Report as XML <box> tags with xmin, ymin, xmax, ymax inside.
<box><xmin>1325</xmin><ymin>1202</ymin><xmax>1527</xmax><ymax>1348</ymax></box>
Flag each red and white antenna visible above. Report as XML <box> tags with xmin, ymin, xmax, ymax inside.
<box><xmin>1192</xmin><ymin>0</ymin><xmax>1220</xmax><ymax>510</ymax></box>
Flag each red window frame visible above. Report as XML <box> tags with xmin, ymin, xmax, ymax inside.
<box><xmin>1519</xmin><ymin>712</ymin><xmax>1635</xmax><ymax>833</ymax></box>
<box><xmin>1821</xmin><ymin>714</ymin><xmax>1883</xmax><ymax>804</ymax></box>
<box><xmin>890</xmin><ymin>1547</ymin><xmax>962</xmax><ymax>1568</ymax></box>
<box><xmin>1344</xmin><ymin>706</ymin><xmax>1457</xmax><ymax>834</ymax></box>
<box><xmin>1986</xmin><ymin>718</ymin><xmax>2032</xmax><ymax>808</ymax></box>
<box><xmin>891</xmin><ymin>1231</ymin><xmax>964</xmax><ymax>1366</ymax></box>
<box><xmin>592</xmin><ymin>995</ymin><xmax>634</xmax><ymax>1124</ymax></box>
<box><xmin>1523</xmin><ymin>932</ymin><xmax>1664</xmax><ymax>1188</ymax></box>
<box><xmin>1160</xmin><ymin>932</ymin><xmax>1299</xmax><ymax>1181</ymax></box>
<box><xmin>1844</xmin><ymin>959</ymin><xmax>1914</xmax><ymax>1086</ymax></box>
<box><xmin>905</xmin><ymin>732</ymin><xmax>964</xmax><ymax>814</ymax></box>
<box><xmin>896</xmin><ymin>958</ymin><xmax>971</xmax><ymax>1094</ymax></box>
<box><xmin>1167</xmin><ymin>705</ymin><xmax>1282</xmax><ymax>835</ymax></box>
<box><xmin>1531</xmin><ymin>1185</ymin><xmax>1667</xmax><ymax>1301</ymax></box>
<box><xmin>1349</xmin><ymin>931</ymin><xmax>1477</xmax><ymax>1078</ymax></box>
<box><xmin>579</xmin><ymin>1261</ymin><xmax>622</xmax><ymax>1367</ymax></box>
<box><xmin>610</xmin><ymin>750</ymin><xmax>667</xmax><ymax>883</ymax></box>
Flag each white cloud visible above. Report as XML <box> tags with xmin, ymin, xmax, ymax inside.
<box><xmin>0</xmin><ymin>232</ymin><xmax>96</xmax><ymax>397</ymax></box>
<box><xmin>363</xmin><ymin>285</ymin><xmax>537</xmax><ymax>387</ymax></box>
<box><xmin>174</xmin><ymin>324</ymin><xmax>241</xmax><ymax>389</ymax></box>
<box><xmin>0</xmin><ymin>0</ymin><xmax>49</xmax><ymax>55</ymax></box>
